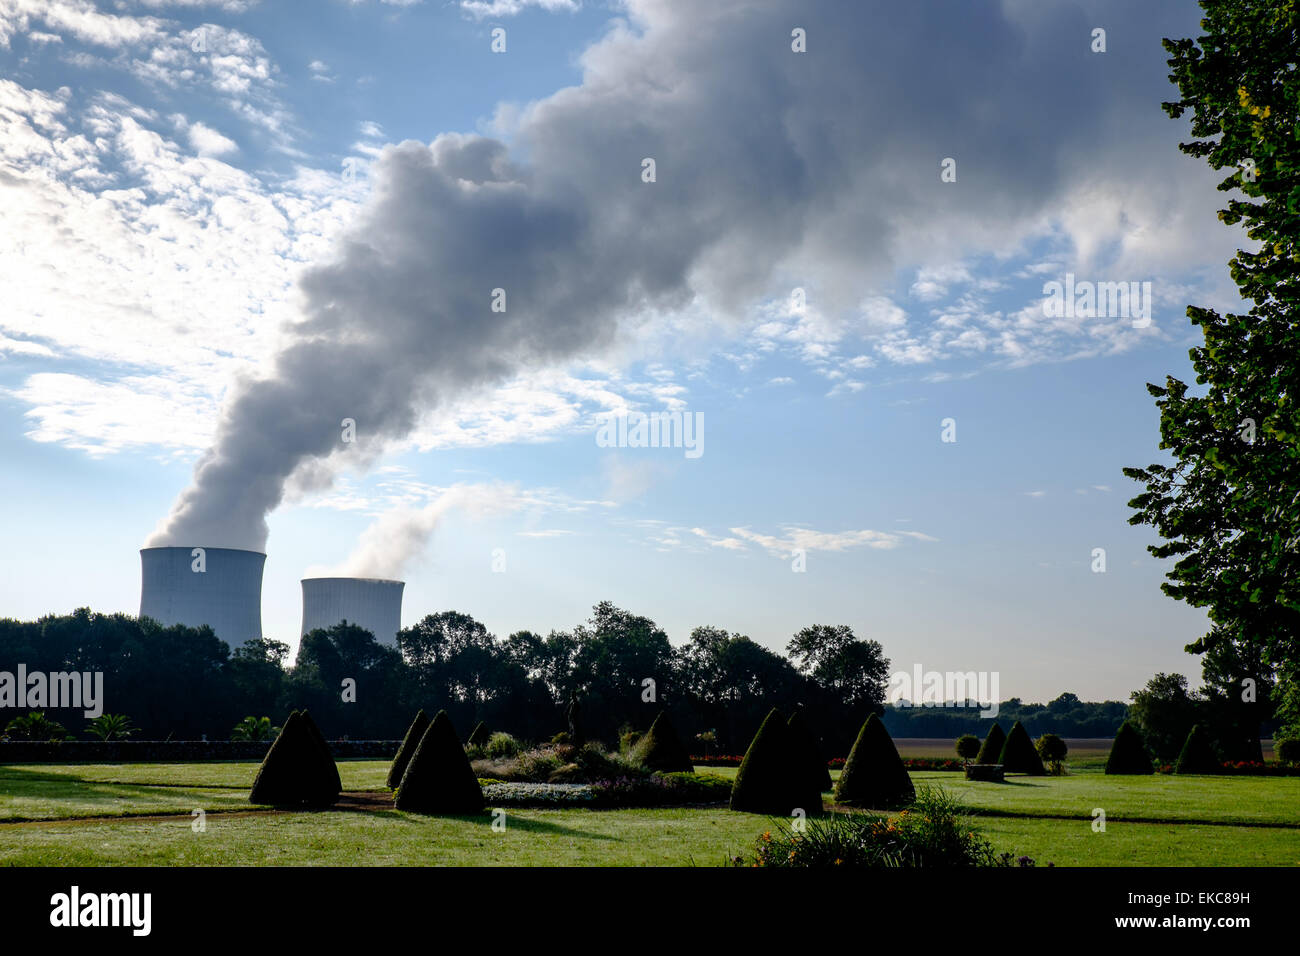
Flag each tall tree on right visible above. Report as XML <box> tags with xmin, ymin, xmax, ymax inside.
<box><xmin>1124</xmin><ymin>0</ymin><xmax>1300</xmax><ymax>741</ymax></box>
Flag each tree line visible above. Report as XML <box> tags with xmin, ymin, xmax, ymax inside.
<box><xmin>1</xmin><ymin>603</ymin><xmax>1134</xmax><ymax>754</ymax></box>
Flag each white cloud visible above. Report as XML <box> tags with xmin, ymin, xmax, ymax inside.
<box><xmin>0</xmin><ymin>82</ymin><xmax>365</xmax><ymax>453</ymax></box>
<box><xmin>459</xmin><ymin>0</ymin><xmax>580</xmax><ymax>18</ymax></box>
<box><xmin>186</xmin><ymin>119</ymin><xmax>238</xmax><ymax>156</ymax></box>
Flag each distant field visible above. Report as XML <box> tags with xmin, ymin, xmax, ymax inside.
<box><xmin>1</xmin><ymin>758</ymin><xmax>1295</xmax><ymax>866</ymax></box>
<box><xmin>894</xmin><ymin>737</ymin><xmax>1115</xmax><ymax>763</ymax></box>
<box><xmin>894</xmin><ymin>737</ymin><xmax>1277</xmax><ymax>764</ymax></box>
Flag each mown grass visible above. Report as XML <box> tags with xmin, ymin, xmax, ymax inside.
<box><xmin>2</xmin><ymin>803</ymin><xmax>1296</xmax><ymax>867</ymax></box>
<box><xmin>0</xmin><ymin>761</ymin><xmax>388</xmax><ymax>821</ymax></box>
<box><xmin>703</xmin><ymin>765</ymin><xmax>1300</xmax><ymax>826</ymax></box>
<box><xmin>1</xmin><ymin>759</ymin><xmax>1295</xmax><ymax>866</ymax></box>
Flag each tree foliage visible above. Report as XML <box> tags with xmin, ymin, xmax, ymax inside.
<box><xmin>1125</xmin><ymin>0</ymin><xmax>1300</xmax><ymax>740</ymax></box>
<box><xmin>1128</xmin><ymin>673</ymin><xmax>1204</xmax><ymax>763</ymax></box>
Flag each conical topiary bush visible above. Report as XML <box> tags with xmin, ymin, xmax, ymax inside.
<box><xmin>395</xmin><ymin>710</ymin><xmax>484</xmax><ymax>814</ymax></box>
<box><xmin>730</xmin><ymin>708</ymin><xmax>823</xmax><ymax>816</ymax></box>
<box><xmin>975</xmin><ymin>722</ymin><xmax>1006</xmax><ymax>764</ymax></box>
<box><xmin>388</xmin><ymin>709</ymin><xmax>430</xmax><ymax>788</ymax></box>
<box><xmin>467</xmin><ymin>721</ymin><xmax>491</xmax><ymax>749</ymax></box>
<box><xmin>998</xmin><ymin>720</ymin><xmax>1046</xmax><ymax>775</ymax></box>
<box><xmin>1105</xmin><ymin>721</ymin><xmax>1154</xmax><ymax>775</ymax></box>
<box><xmin>249</xmin><ymin>711</ymin><xmax>341</xmax><ymax>807</ymax></box>
<box><xmin>1175</xmin><ymin>723</ymin><xmax>1220</xmax><ymax>775</ymax></box>
<box><xmin>633</xmin><ymin>711</ymin><xmax>693</xmax><ymax>772</ymax></box>
<box><xmin>787</xmin><ymin>709</ymin><xmax>832</xmax><ymax>792</ymax></box>
<box><xmin>298</xmin><ymin>709</ymin><xmax>343</xmax><ymax>794</ymax></box>
<box><xmin>834</xmin><ymin>713</ymin><xmax>915</xmax><ymax>809</ymax></box>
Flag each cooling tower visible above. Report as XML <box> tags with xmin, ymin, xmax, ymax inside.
<box><xmin>139</xmin><ymin>547</ymin><xmax>265</xmax><ymax>647</ymax></box>
<box><xmin>300</xmin><ymin>577</ymin><xmax>405</xmax><ymax>645</ymax></box>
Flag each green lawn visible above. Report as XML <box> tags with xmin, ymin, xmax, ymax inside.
<box><xmin>0</xmin><ymin>761</ymin><xmax>389</xmax><ymax>821</ymax></box>
<box><xmin>0</xmin><ymin>759</ymin><xmax>1295</xmax><ymax>866</ymax></box>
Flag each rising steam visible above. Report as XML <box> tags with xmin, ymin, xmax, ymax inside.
<box><xmin>150</xmin><ymin>0</ymin><xmax>1158</xmax><ymax>552</ymax></box>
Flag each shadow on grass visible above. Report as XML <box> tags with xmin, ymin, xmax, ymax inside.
<box><xmin>370</xmin><ymin>806</ymin><xmax>617</xmax><ymax>840</ymax></box>
<box><xmin>484</xmin><ymin>813</ymin><xmax>619</xmax><ymax>840</ymax></box>
<box><xmin>0</xmin><ymin>764</ymin><xmax>249</xmax><ymax>790</ymax></box>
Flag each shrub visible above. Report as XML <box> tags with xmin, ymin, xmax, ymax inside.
<box><xmin>575</xmin><ymin>741</ymin><xmax>633</xmax><ymax>778</ymax></box>
<box><xmin>634</xmin><ymin>711</ymin><xmax>694</xmax><ymax>773</ymax></box>
<box><xmin>230</xmin><ymin>716</ymin><xmax>279</xmax><ymax>742</ymax></box>
<box><xmin>1035</xmin><ymin>733</ymin><xmax>1068</xmax><ymax>775</ymax></box>
<box><xmin>1175</xmin><ymin>723</ymin><xmax>1220</xmax><ymax>775</ymax></box>
<box><xmin>618</xmin><ymin>730</ymin><xmax>641</xmax><ymax>753</ymax></box>
<box><xmin>592</xmin><ymin>772</ymin><xmax>732</xmax><ymax>807</ymax></box>
<box><xmin>547</xmin><ymin>762</ymin><xmax>585</xmax><ymax>783</ymax></box>
<box><xmin>395</xmin><ymin>710</ymin><xmax>484</xmax><ymax>814</ymax></box>
<box><xmin>298</xmin><ymin>709</ymin><xmax>343</xmax><ymax>795</ymax></box>
<box><xmin>998</xmin><ymin>721</ymin><xmax>1046</xmax><ymax>775</ymax></box>
<box><xmin>472</xmin><ymin>749</ymin><xmax>564</xmax><ymax>783</ymax></box>
<box><xmin>975</xmin><ymin>722</ymin><xmax>1006</xmax><ymax>764</ymax></box>
<box><xmin>485</xmin><ymin>732</ymin><xmax>522</xmax><ymax>759</ymax></box>
<box><xmin>551</xmin><ymin>731</ymin><xmax>572</xmax><ymax>745</ymax></box>
<box><xmin>955</xmin><ymin>734</ymin><xmax>980</xmax><ymax>765</ymax></box>
<box><xmin>731</xmin><ymin>708</ymin><xmax>824</xmax><ymax>816</ymax></box>
<box><xmin>741</xmin><ymin>787</ymin><xmax>1033</xmax><ymax>868</ymax></box>
<box><xmin>387</xmin><ymin>709</ymin><xmax>430</xmax><ymax>788</ymax></box>
<box><xmin>3</xmin><ymin>712</ymin><xmax>72</xmax><ymax>742</ymax></box>
<box><xmin>834</xmin><ymin>713</ymin><xmax>915</xmax><ymax>809</ymax></box>
<box><xmin>249</xmin><ymin>711</ymin><xmax>340</xmax><ymax>807</ymax></box>
<box><xmin>788</xmin><ymin>710</ymin><xmax>833</xmax><ymax>792</ymax></box>
<box><xmin>85</xmin><ymin>714</ymin><xmax>136</xmax><ymax>741</ymax></box>
<box><xmin>467</xmin><ymin>721</ymin><xmax>491</xmax><ymax>748</ymax></box>
<box><xmin>1105</xmin><ymin>721</ymin><xmax>1154</xmax><ymax>775</ymax></box>
<box><xmin>1277</xmin><ymin>738</ymin><xmax>1300</xmax><ymax>765</ymax></box>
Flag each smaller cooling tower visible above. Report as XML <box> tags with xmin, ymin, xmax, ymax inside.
<box><xmin>139</xmin><ymin>547</ymin><xmax>265</xmax><ymax>648</ymax></box>
<box><xmin>300</xmin><ymin>577</ymin><xmax>405</xmax><ymax>645</ymax></box>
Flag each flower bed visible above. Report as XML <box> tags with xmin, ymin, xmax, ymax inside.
<box><xmin>481</xmin><ymin>782</ymin><xmax>598</xmax><ymax>806</ymax></box>
<box><xmin>479</xmin><ymin>772</ymin><xmax>732</xmax><ymax>808</ymax></box>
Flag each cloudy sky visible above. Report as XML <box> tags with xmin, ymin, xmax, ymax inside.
<box><xmin>0</xmin><ymin>0</ymin><xmax>1245</xmax><ymax>701</ymax></box>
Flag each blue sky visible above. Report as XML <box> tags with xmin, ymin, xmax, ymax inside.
<box><xmin>0</xmin><ymin>0</ymin><xmax>1244</xmax><ymax>701</ymax></box>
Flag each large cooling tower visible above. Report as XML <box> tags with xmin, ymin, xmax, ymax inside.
<box><xmin>139</xmin><ymin>547</ymin><xmax>265</xmax><ymax>647</ymax></box>
<box><xmin>300</xmin><ymin>577</ymin><xmax>405</xmax><ymax>645</ymax></box>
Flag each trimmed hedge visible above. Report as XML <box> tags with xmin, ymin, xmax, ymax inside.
<box><xmin>467</xmin><ymin>721</ymin><xmax>491</xmax><ymax>749</ymax></box>
<box><xmin>1175</xmin><ymin>724</ymin><xmax>1220</xmax><ymax>775</ymax></box>
<box><xmin>975</xmin><ymin>722</ymin><xmax>1006</xmax><ymax>764</ymax></box>
<box><xmin>730</xmin><ymin>708</ymin><xmax>823</xmax><ymax>816</ymax></box>
<box><xmin>998</xmin><ymin>721</ymin><xmax>1046</xmax><ymax>775</ymax></box>
<box><xmin>299</xmin><ymin>709</ymin><xmax>343</xmax><ymax>794</ymax></box>
<box><xmin>788</xmin><ymin>709</ymin><xmax>833</xmax><ymax>792</ymax></box>
<box><xmin>1105</xmin><ymin>721</ymin><xmax>1154</xmax><ymax>775</ymax></box>
<box><xmin>834</xmin><ymin>713</ymin><xmax>915</xmax><ymax>809</ymax></box>
<box><xmin>634</xmin><ymin>711</ymin><xmax>693</xmax><ymax>773</ymax></box>
<box><xmin>248</xmin><ymin>710</ymin><xmax>340</xmax><ymax>807</ymax></box>
<box><xmin>388</xmin><ymin>709</ymin><xmax>430</xmax><ymax>788</ymax></box>
<box><xmin>395</xmin><ymin>710</ymin><xmax>484</xmax><ymax>814</ymax></box>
